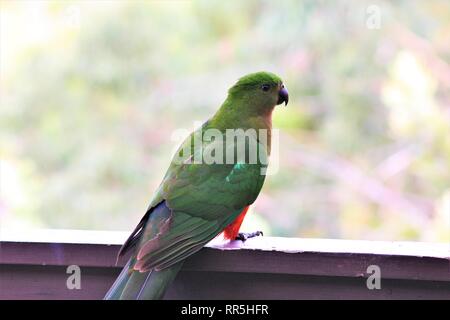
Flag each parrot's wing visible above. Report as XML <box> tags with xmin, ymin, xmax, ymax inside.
<box><xmin>130</xmin><ymin>129</ymin><xmax>268</xmax><ymax>272</ymax></box>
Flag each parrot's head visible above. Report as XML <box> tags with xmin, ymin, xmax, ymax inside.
<box><xmin>227</xmin><ymin>71</ymin><xmax>289</xmax><ymax>114</ymax></box>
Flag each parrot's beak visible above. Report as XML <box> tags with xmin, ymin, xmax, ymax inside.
<box><xmin>277</xmin><ymin>85</ymin><xmax>289</xmax><ymax>106</ymax></box>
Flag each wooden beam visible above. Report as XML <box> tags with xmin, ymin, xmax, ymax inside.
<box><xmin>0</xmin><ymin>230</ymin><xmax>449</xmax><ymax>299</ymax></box>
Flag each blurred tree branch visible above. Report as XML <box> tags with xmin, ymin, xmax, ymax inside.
<box><xmin>285</xmin><ymin>136</ymin><xmax>434</xmax><ymax>226</ymax></box>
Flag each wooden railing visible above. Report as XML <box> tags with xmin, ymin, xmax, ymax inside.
<box><xmin>0</xmin><ymin>229</ymin><xmax>449</xmax><ymax>299</ymax></box>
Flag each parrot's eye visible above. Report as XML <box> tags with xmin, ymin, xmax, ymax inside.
<box><xmin>261</xmin><ymin>84</ymin><xmax>271</xmax><ymax>92</ymax></box>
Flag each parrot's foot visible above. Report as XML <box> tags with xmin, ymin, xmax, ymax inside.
<box><xmin>235</xmin><ymin>231</ymin><xmax>263</xmax><ymax>241</ymax></box>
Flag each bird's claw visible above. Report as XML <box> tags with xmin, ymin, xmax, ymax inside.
<box><xmin>235</xmin><ymin>231</ymin><xmax>264</xmax><ymax>241</ymax></box>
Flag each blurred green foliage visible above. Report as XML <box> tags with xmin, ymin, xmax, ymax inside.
<box><xmin>0</xmin><ymin>0</ymin><xmax>449</xmax><ymax>241</ymax></box>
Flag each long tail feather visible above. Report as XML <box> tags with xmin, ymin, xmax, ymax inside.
<box><xmin>105</xmin><ymin>201</ymin><xmax>184</xmax><ymax>300</ymax></box>
<box><xmin>118</xmin><ymin>269</ymin><xmax>149</xmax><ymax>299</ymax></box>
<box><xmin>107</xmin><ymin>261</ymin><xmax>183</xmax><ymax>300</ymax></box>
<box><xmin>136</xmin><ymin>261</ymin><xmax>184</xmax><ymax>300</ymax></box>
<box><xmin>104</xmin><ymin>259</ymin><xmax>133</xmax><ymax>300</ymax></box>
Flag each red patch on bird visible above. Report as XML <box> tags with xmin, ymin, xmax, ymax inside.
<box><xmin>223</xmin><ymin>206</ymin><xmax>250</xmax><ymax>240</ymax></box>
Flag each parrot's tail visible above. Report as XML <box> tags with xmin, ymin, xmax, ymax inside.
<box><xmin>104</xmin><ymin>258</ymin><xmax>133</xmax><ymax>300</ymax></box>
<box><xmin>104</xmin><ymin>260</ymin><xmax>183</xmax><ymax>300</ymax></box>
<box><xmin>104</xmin><ymin>201</ymin><xmax>184</xmax><ymax>300</ymax></box>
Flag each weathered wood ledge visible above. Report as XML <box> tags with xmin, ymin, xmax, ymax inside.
<box><xmin>0</xmin><ymin>229</ymin><xmax>449</xmax><ymax>299</ymax></box>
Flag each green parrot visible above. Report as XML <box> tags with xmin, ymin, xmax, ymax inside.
<box><xmin>104</xmin><ymin>71</ymin><xmax>289</xmax><ymax>300</ymax></box>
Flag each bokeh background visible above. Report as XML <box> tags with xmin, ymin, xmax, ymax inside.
<box><xmin>1</xmin><ymin>0</ymin><xmax>449</xmax><ymax>242</ymax></box>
